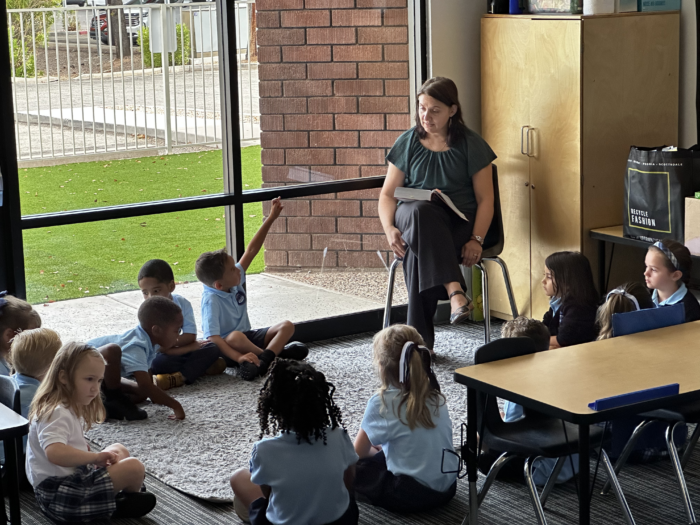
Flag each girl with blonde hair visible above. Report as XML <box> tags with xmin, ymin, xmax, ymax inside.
<box><xmin>353</xmin><ymin>325</ymin><xmax>458</xmax><ymax>512</ymax></box>
<box><xmin>26</xmin><ymin>342</ymin><xmax>156</xmax><ymax>523</ymax></box>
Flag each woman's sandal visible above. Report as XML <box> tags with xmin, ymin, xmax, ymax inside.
<box><xmin>449</xmin><ymin>290</ymin><xmax>474</xmax><ymax>325</ymax></box>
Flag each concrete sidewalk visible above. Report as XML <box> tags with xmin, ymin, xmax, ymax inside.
<box><xmin>37</xmin><ymin>273</ymin><xmax>382</xmax><ymax>343</ymax></box>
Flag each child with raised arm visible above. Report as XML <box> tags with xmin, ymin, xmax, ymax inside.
<box><xmin>196</xmin><ymin>198</ymin><xmax>308</xmax><ymax>382</ymax></box>
<box><xmin>230</xmin><ymin>359</ymin><xmax>358</xmax><ymax>525</ymax></box>
<box><xmin>0</xmin><ymin>292</ymin><xmax>42</xmax><ymax>375</ymax></box>
<box><xmin>137</xmin><ymin>259</ymin><xmax>226</xmax><ymax>390</ymax></box>
<box><xmin>26</xmin><ymin>342</ymin><xmax>156</xmax><ymax>522</ymax></box>
<box><xmin>88</xmin><ymin>297</ymin><xmax>186</xmax><ymax>420</ymax></box>
<box><xmin>354</xmin><ymin>325</ymin><xmax>458</xmax><ymax>513</ymax></box>
<box><xmin>644</xmin><ymin>239</ymin><xmax>700</xmax><ymax>322</ymax></box>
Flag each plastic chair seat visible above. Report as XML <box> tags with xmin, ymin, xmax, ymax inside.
<box><xmin>639</xmin><ymin>399</ymin><xmax>700</xmax><ymax>424</ymax></box>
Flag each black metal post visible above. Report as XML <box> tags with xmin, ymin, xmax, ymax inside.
<box><xmin>579</xmin><ymin>423</ymin><xmax>590</xmax><ymax>525</ymax></box>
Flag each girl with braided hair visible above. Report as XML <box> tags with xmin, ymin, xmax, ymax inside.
<box><xmin>230</xmin><ymin>359</ymin><xmax>359</xmax><ymax>525</ymax></box>
<box><xmin>353</xmin><ymin>325</ymin><xmax>458</xmax><ymax>513</ymax></box>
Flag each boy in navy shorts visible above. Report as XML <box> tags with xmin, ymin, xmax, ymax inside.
<box><xmin>195</xmin><ymin>198</ymin><xmax>308</xmax><ymax>381</ymax></box>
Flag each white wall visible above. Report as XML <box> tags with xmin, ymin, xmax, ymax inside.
<box><xmin>430</xmin><ymin>2</ymin><xmax>696</xmax><ymax>144</ymax></box>
<box><xmin>680</xmin><ymin>0</ymin><xmax>697</xmax><ymax>147</ymax></box>
<box><xmin>428</xmin><ymin>0</ymin><xmax>487</xmax><ymax>134</ymax></box>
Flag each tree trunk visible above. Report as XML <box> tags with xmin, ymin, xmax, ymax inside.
<box><xmin>107</xmin><ymin>0</ymin><xmax>129</xmax><ymax>59</ymax></box>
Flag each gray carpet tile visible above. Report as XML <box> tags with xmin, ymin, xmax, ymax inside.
<box><xmin>16</xmin><ymin>320</ymin><xmax>700</xmax><ymax>524</ymax></box>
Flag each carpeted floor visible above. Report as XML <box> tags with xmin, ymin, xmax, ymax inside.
<box><xmin>16</xmin><ymin>322</ymin><xmax>700</xmax><ymax>524</ymax></box>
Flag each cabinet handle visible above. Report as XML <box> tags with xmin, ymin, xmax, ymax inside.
<box><xmin>526</xmin><ymin>127</ymin><xmax>535</xmax><ymax>157</ymax></box>
<box><xmin>531</xmin><ymin>184</ymin><xmax>536</xmax><ymax>189</ymax></box>
<box><xmin>524</xmin><ymin>182</ymin><xmax>529</xmax><ymax>187</ymax></box>
<box><xmin>520</xmin><ymin>125</ymin><xmax>530</xmax><ymax>156</ymax></box>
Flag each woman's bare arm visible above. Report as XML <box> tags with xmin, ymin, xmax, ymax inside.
<box><xmin>378</xmin><ymin>162</ymin><xmax>407</xmax><ymax>258</ymax></box>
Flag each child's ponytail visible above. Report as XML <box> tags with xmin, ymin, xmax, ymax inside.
<box><xmin>404</xmin><ymin>351</ymin><xmax>439</xmax><ymax>430</ymax></box>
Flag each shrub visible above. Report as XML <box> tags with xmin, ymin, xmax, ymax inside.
<box><xmin>6</xmin><ymin>0</ymin><xmax>60</xmax><ymax>77</ymax></box>
<box><xmin>138</xmin><ymin>23</ymin><xmax>190</xmax><ymax>68</ymax></box>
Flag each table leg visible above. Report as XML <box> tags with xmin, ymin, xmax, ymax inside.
<box><xmin>5</xmin><ymin>437</ymin><xmax>21</xmax><ymax>525</ymax></box>
<box><xmin>598</xmin><ymin>240</ymin><xmax>606</xmax><ymax>294</ymax></box>
<box><xmin>578</xmin><ymin>423</ymin><xmax>590</xmax><ymax>525</ymax></box>
<box><xmin>467</xmin><ymin>388</ymin><xmax>479</xmax><ymax>524</ymax></box>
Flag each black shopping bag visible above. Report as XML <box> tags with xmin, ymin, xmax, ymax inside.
<box><xmin>623</xmin><ymin>146</ymin><xmax>700</xmax><ymax>243</ymax></box>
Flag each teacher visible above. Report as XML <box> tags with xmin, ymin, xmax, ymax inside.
<box><xmin>378</xmin><ymin>77</ymin><xmax>497</xmax><ymax>350</ymax></box>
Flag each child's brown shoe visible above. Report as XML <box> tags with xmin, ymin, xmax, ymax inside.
<box><xmin>154</xmin><ymin>371</ymin><xmax>185</xmax><ymax>390</ymax></box>
<box><xmin>205</xmin><ymin>357</ymin><xmax>227</xmax><ymax>376</ymax></box>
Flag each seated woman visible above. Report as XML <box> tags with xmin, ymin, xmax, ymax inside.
<box><xmin>378</xmin><ymin>77</ymin><xmax>497</xmax><ymax>349</ymax></box>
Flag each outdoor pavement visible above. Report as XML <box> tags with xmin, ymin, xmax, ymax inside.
<box><xmin>37</xmin><ymin>273</ymin><xmax>383</xmax><ymax>344</ymax></box>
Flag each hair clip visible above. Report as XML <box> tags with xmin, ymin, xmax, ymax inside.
<box><xmin>606</xmin><ymin>289</ymin><xmax>641</xmax><ymax>311</ymax></box>
<box><xmin>653</xmin><ymin>242</ymin><xmax>680</xmax><ymax>272</ymax></box>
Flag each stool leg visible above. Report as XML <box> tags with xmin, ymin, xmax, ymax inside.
<box><xmin>4</xmin><ymin>436</ymin><xmax>21</xmax><ymax>525</ymax></box>
<box><xmin>524</xmin><ymin>456</ymin><xmax>548</xmax><ymax>525</ymax></box>
<box><xmin>601</xmin><ymin>420</ymin><xmax>654</xmax><ymax>495</ymax></box>
<box><xmin>681</xmin><ymin>423</ymin><xmax>700</xmax><ymax>470</ymax></box>
<box><xmin>484</xmin><ymin>256</ymin><xmax>518</xmax><ymax>319</ymax></box>
<box><xmin>383</xmin><ymin>257</ymin><xmax>401</xmax><ymax>329</ymax></box>
<box><xmin>476</xmin><ymin>263</ymin><xmax>490</xmax><ymax>344</ymax></box>
<box><xmin>462</xmin><ymin>452</ymin><xmax>517</xmax><ymax>525</ymax></box>
<box><xmin>601</xmin><ymin>449</ymin><xmax>637</xmax><ymax>525</ymax></box>
<box><xmin>666</xmin><ymin>422</ymin><xmax>697</xmax><ymax>524</ymax></box>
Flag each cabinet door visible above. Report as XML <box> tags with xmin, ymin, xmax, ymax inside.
<box><xmin>528</xmin><ymin>20</ymin><xmax>582</xmax><ymax>319</ymax></box>
<box><xmin>481</xmin><ymin>17</ymin><xmax>533</xmax><ymax>319</ymax></box>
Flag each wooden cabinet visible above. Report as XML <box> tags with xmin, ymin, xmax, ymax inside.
<box><xmin>482</xmin><ymin>12</ymin><xmax>679</xmax><ymax>320</ymax></box>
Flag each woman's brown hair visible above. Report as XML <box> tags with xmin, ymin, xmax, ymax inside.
<box><xmin>414</xmin><ymin>77</ymin><xmax>467</xmax><ymax>147</ymax></box>
<box><xmin>29</xmin><ymin>342</ymin><xmax>106</xmax><ymax>431</ymax></box>
<box><xmin>373</xmin><ymin>325</ymin><xmax>445</xmax><ymax>430</ymax></box>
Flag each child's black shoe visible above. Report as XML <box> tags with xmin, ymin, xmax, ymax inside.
<box><xmin>112</xmin><ymin>491</ymin><xmax>157</xmax><ymax>518</ymax></box>
<box><xmin>238</xmin><ymin>361</ymin><xmax>260</xmax><ymax>381</ymax></box>
<box><xmin>103</xmin><ymin>389</ymin><xmax>147</xmax><ymax>421</ymax></box>
<box><xmin>279</xmin><ymin>342</ymin><xmax>309</xmax><ymax>361</ymax></box>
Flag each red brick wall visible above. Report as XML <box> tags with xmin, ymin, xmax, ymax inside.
<box><xmin>257</xmin><ymin>0</ymin><xmax>411</xmax><ymax>269</ymax></box>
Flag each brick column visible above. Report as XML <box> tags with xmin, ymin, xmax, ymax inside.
<box><xmin>257</xmin><ymin>0</ymin><xmax>410</xmax><ymax>270</ymax></box>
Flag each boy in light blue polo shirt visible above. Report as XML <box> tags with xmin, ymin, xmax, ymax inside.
<box><xmin>196</xmin><ymin>198</ymin><xmax>308</xmax><ymax>381</ymax></box>
<box><xmin>137</xmin><ymin>259</ymin><xmax>226</xmax><ymax>391</ymax></box>
<box><xmin>88</xmin><ymin>296</ymin><xmax>186</xmax><ymax>421</ymax></box>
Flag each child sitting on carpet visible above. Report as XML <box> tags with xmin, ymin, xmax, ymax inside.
<box><xmin>353</xmin><ymin>324</ymin><xmax>458</xmax><ymax>513</ymax></box>
<box><xmin>88</xmin><ymin>297</ymin><xmax>186</xmax><ymax>420</ymax></box>
<box><xmin>0</xmin><ymin>292</ymin><xmax>42</xmax><ymax>376</ymax></box>
<box><xmin>26</xmin><ymin>342</ymin><xmax>156</xmax><ymax>523</ymax></box>
<box><xmin>230</xmin><ymin>359</ymin><xmax>359</xmax><ymax>525</ymax></box>
<box><xmin>137</xmin><ymin>258</ymin><xmax>226</xmax><ymax>391</ymax></box>
<box><xmin>196</xmin><ymin>198</ymin><xmax>308</xmax><ymax>382</ymax></box>
<box><xmin>10</xmin><ymin>328</ymin><xmax>63</xmax><ymax>453</ymax></box>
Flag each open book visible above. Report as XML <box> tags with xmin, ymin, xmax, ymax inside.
<box><xmin>394</xmin><ymin>187</ymin><xmax>469</xmax><ymax>222</ymax></box>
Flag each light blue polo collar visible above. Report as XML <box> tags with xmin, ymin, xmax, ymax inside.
<box><xmin>549</xmin><ymin>296</ymin><xmax>563</xmax><ymax>314</ymax></box>
<box><xmin>652</xmin><ymin>282</ymin><xmax>687</xmax><ymax>307</ymax></box>
<box><xmin>202</xmin><ymin>284</ymin><xmax>234</xmax><ymax>297</ymax></box>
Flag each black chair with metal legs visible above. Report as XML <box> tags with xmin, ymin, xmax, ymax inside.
<box><xmin>461</xmin><ymin>338</ymin><xmax>634</xmax><ymax>525</ymax></box>
<box><xmin>600</xmin><ymin>403</ymin><xmax>700</xmax><ymax>524</ymax></box>
<box><xmin>0</xmin><ymin>375</ymin><xmax>21</xmax><ymax>524</ymax></box>
<box><xmin>383</xmin><ymin>165</ymin><xmax>518</xmax><ymax>342</ymax></box>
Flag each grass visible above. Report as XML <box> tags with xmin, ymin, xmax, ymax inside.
<box><xmin>21</xmin><ymin>147</ymin><xmax>264</xmax><ymax>304</ymax></box>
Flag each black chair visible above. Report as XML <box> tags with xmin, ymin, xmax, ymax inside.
<box><xmin>0</xmin><ymin>375</ymin><xmax>20</xmax><ymax>524</ymax></box>
<box><xmin>462</xmin><ymin>338</ymin><xmax>632</xmax><ymax>525</ymax></box>
<box><xmin>383</xmin><ymin>165</ymin><xmax>518</xmax><ymax>343</ymax></box>
<box><xmin>599</xmin><ymin>306</ymin><xmax>699</xmax><ymax>524</ymax></box>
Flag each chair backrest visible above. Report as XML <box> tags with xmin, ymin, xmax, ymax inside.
<box><xmin>612</xmin><ymin>303</ymin><xmax>685</xmax><ymax>338</ymax></box>
<box><xmin>481</xmin><ymin>164</ymin><xmax>504</xmax><ymax>258</ymax></box>
<box><xmin>474</xmin><ymin>337</ymin><xmax>539</xmax><ymax>431</ymax></box>
<box><xmin>0</xmin><ymin>375</ymin><xmax>20</xmax><ymax>414</ymax></box>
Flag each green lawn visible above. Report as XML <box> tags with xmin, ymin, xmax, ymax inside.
<box><xmin>21</xmin><ymin>147</ymin><xmax>264</xmax><ymax>304</ymax></box>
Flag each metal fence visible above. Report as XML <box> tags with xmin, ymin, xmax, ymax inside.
<box><xmin>9</xmin><ymin>0</ymin><xmax>258</xmax><ymax>161</ymax></box>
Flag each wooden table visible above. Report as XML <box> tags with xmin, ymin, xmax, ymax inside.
<box><xmin>454</xmin><ymin>321</ymin><xmax>700</xmax><ymax>525</ymax></box>
<box><xmin>0</xmin><ymin>404</ymin><xmax>28</xmax><ymax>525</ymax></box>
<box><xmin>590</xmin><ymin>225</ymin><xmax>700</xmax><ymax>292</ymax></box>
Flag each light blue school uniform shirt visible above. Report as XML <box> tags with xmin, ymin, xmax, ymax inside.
<box><xmin>652</xmin><ymin>282</ymin><xmax>688</xmax><ymax>306</ymax></box>
<box><xmin>200</xmin><ymin>263</ymin><xmax>251</xmax><ymax>339</ymax></box>
<box><xmin>361</xmin><ymin>387</ymin><xmax>458</xmax><ymax>493</ymax></box>
<box><xmin>0</xmin><ymin>357</ymin><xmax>11</xmax><ymax>376</ymax></box>
<box><xmin>250</xmin><ymin>427</ymin><xmax>358</xmax><ymax>525</ymax></box>
<box><xmin>171</xmin><ymin>293</ymin><xmax>197</xmax><ymax>336</ymax></box>
<box><xmin>88</xmin><ymin>325</ymin><xmax>157</xmax><ymax>377</ymax></box>
<box><xmin>11</xmin><ymin>373</ymin><xmax>40</xmax><ymax>455</ymax></box>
